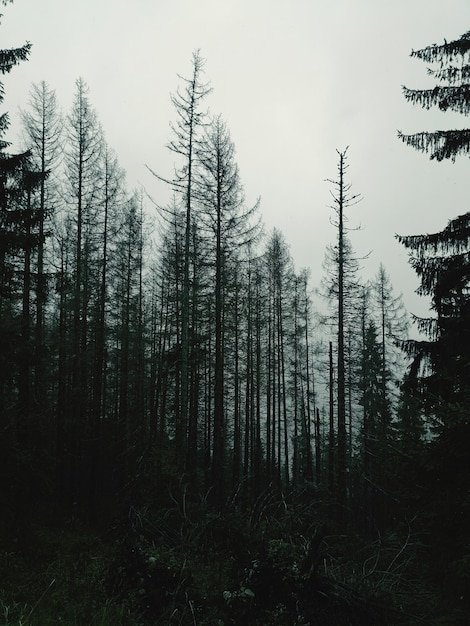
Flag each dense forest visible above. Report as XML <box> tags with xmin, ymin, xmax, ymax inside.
<box><xmin>1</xmin><ymin>3</ymin><xmax>470</xmax><ymax>623</ymax></box>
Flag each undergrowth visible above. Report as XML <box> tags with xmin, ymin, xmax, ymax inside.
<box><xmin>0</xmin><ymin>522</ymin><xmax>139</xmax><ymax>626</ymax></box>
<box><xmin>1</xmin><ymin>486</ymin><xmax>467</xmax><ymax>625</ymax></box>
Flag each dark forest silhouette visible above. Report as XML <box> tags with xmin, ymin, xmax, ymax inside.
<box><xmin>1</xmin><ymin>4</ymin><xmax>470</xmax><ymax>622</ymax></box>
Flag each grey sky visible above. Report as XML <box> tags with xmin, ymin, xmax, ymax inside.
<box><xmin>3</xmin><ymin>0</ymin><xmax>470</xmax><ymax>329</ymax></box>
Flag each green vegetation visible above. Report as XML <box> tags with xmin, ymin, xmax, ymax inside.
<box><xmin>1</xmin><ymin>481</ymin><xmax>468</xmax><ymax>625</ymax></box>
<box><xmin>1</xmin><ymin>7</ymin><xmax>470</xmax><ymax>625</ymax></box>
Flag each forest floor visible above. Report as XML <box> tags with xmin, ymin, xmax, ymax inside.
<box><xmin>1</xmin><ymin>491</ymin><xmax>467</xmax><ymax>626</ymax></box>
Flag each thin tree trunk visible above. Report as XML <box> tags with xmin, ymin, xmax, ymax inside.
<box><xmin>328</xmin><ymin>341</ymin><xmax>335</xmax><ymax>494</ymax></box>
<box><xmin>337</xmin><ymin>151</ymin><xmax>347</xmax><ymax>509</ymax></box>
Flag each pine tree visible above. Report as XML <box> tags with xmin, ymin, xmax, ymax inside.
<box><xmin>149</xmin><ymin>51</ymin><xmax>212</xmax><ymax>468</ymax></box>
<box><xmin>370</xmin><ymin>264</ymin><xmax>408</xmax><ymax>419</ymax></box>
<box><xmin>323</xmin><ymin>148</ymin><xmax>362</xmax><ymax>510</ymax></box>
<box><xmin>264</xmin><ymin>229</ymin><xmax>294</xmax><ymax>489</ymax></box>
<box><xmin>88</xmin><ymin>143</ymin><xmax>125</xmax><ymax>522</ymax></box>
<box><xmin>195</xmin><ymin>114</ymin><xmax>260</xmax><ymax>503</ymax></box>
<box><xmin>397</xmin><ymin>31</ymin><xmax>470</xmax><ymax>412</ymax></box>
<box><xmin>398</xmin><ymin>31</ymin><xmax>470</xmax><ymax>161</ymax></box>
<box><xmin>396</xmin><ymin>33</ymin><xmax>470</xmax><ymax>584</ymax></box>
<box><xmin>61</xmin><ymin>77</ymin><xmax>103</xmax><ymax>508</ymax></box>
<box><xmin>398</xmin><ymin>213</ymin><xmax>470</xmax><ymax>409</ymax></box>
<box><xmin>20</xmin><ymin>81</ymin><xmax>63</xmax><ymax>421</ymax></box>
<box><xmin>0</xmin><ymin>5</ymin><xmax>32</xmax><ymax>441</ymax></box>
<box><xmin>292</xmin><ymin>268</ymin><xmax>315</xmax><ymax>485</ymax></box>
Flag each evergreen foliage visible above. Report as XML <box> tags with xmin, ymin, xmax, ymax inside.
<box><xmin>399</xmin><ymin>30</ymin><xmax>470</xmax><ymax>160</ymax></box>
<box><xmin>1</xmin><ymin>9</ymin><xmax>469</xmax><ymax>622</ymax></box>
<box><xmin>393</xmin><ymin>31</ymin><xmax>470</xmax><ymax>618</ymax></box>
<box><xmin>398</xmin><ymin>212</ymin><xmax>470</xmax><ymax>407</ymax></box>
<box><xmin>397</xmin><ymin>31</ymin><xmax>470</xmax><ymax>409</ymax></box>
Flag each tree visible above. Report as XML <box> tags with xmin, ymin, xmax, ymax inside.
<box><xmin>113</xmin><ymin>192</ymin><xmax>146</xmax><ymax>441</ymax></box>
<box><xmin>396</xmin><ymin>32</ymin><xmax>470</xmax><ymax>587</ymax></box>
<box><xmin>398</xmin><ymin>213</ymin><xmax>470</xmax><ymax>409</ymax></box>
<box><xmin>264</xmin><ymin>230</ymin><xmax>294</xmax><ymax>489</ymax></box>
<box><xmin>88</xmin><ymin>143</ymin><xmax>126</xmax><ymax>522</ymax></box>
<box><xmin>370</xmin><ymin>264</ymin><xmax>408</xmax><ymax>419</ymax></box>
<box><xmin>149</xmin><ymin>200</ymin><xmax>185</xmax><ymax>449</ymax></box>
<box><xmin>0</xmin><ymin>22</ymin><xmax>32</xmax><ymax>293</ymax></box>
<box><xmin>398</xmin><ymin>30</ymin><xmax>470</xmax><ymax>161</ymax></box>
<box><xmin>20</xmin><ymin>81</ymin><xmax>63</xmax><ymax>416</ymax></box>
<box><xmin>292</xmin><ymin>268</ymin><xmax>315</xmax><ymax>485</ymax></box>
<box><xmin>195</xmin><ymin>114</ymin><xmax>260</xmax><ymax>503</ymax></box>
<box><xmin>0</xmin><ymin>5</ymin><xmax>32</xmax><ymax>443</ymax></box>
<box><xmin>324</xmin><ymin>148</ymin><xmax>361</xmax><ymax>510</ymax></box>
<box><xmin>350</xmin><ymin>273</ymin><xmax>407</xmax><ymax>531</ymax></box>
<box><xmin>15</xmin><ymin>165</ymin><xmax>43</xmax><ymax>440</ymax></box>
<box><xmin>150</xmin><ymin>50</ymin><xmax>212</xmax><ymax>468</ymax></box>
<box><xmin>358</xmin><ymin>316</ymin><xmax>385</xmax><ymax>525</ymax></box>
<box><xmin>397</xmin><ymin>31</ymin><xmax>470</xmax><ymax>411</ymax></box>
<box><xmin>60</xmin><ymin>77</ymin><xmax>103</xmax><ymax>507</ymax></box>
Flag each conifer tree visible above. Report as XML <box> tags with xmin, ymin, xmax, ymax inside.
<box><xmin>20</xmin><ymin>81</ymin><xmax>63</xmax><ymax>417</ymax></box>
<box><xmin>398</xmin><ymin>213</ymin><xmax>470</xmax><ymax>408</ymax></box>
<box><xmin>0</xmin><ymin>4</ymin><xmax>32</xmax><ymax>441</ymax></box>
<box><xmin>396</xmin><ymin>33</ymin><xmax>470</xmax><ymax>572</ymax></box>
<box><xmin>371</xmin><ymin>264</ymin><xmax>408</xmax><ymax>419</ymax></box>
<box><xmin>399</xmin><ymin>30</ymin><xmax>470</xmax><ymax>161</ymax></box>
<box><xmin>195</xmin><ymin>114</ymin><xmax>260</xmax><ymax>503</ymax></box>
<box><xmin>61</xmin><ymin>77</ymin><xmax>103</xmax><ymax>507</ymax></box>
<box><xmin>293</xmin><ymin>268</ymin><xmax>315</xmax><ymax>485</ymax></box>
<box><xmin>149</xmin><ymin>50</ymin><xmax>211</xmax><ymax>467</ymax></box>
<box><xmin>264</xmin><ymin>229</ymin><xmax>294</xmax><ymax>488</ymax></box>
<box><xmin>323</xmin><ymin>148</ymin><xmax>361</xmax><ymax>510</ymax></box>
<box><xmin>397</xmin><ymin>31</ymin><xmax>470</xmax><ymax>412</ymax></box>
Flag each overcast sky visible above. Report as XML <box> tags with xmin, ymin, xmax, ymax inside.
<box><xmin>2</xmin><ymin>0</ymin><xmax>470</xmax><ymax>328</ymax></box>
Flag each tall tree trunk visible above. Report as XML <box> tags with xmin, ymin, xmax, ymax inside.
<box><xmin>337</xmin><ymin>151</ymin><xmax>347</xmax><ymax>509</ymax></box>
<box><xmin>212</xmin><ymin>181</ymin><xmax>225</xmax><ymax>505</ymax></box>
<box><xmin>315</xmin><ymin>408</ymin><xmax>321</xmax><ymax>484</ymax></box>
<box><xmin>88</xmin><ymin>153</ymin><xmax>111</xmax><ymax>522</ymax></box>
<box><xmin>328</xmin><ymin>341</ymin><xmax>335</xmax><ymax>494</ymax></box>
<box><xmin>278</xmin><ymin>297</ymin><xmax>289</xmax><ymax>487</ymax></box>
<box><xmin>303</xmin><ymin>275</ymin><xmax>314</xmax><ymax>482</ymax></box>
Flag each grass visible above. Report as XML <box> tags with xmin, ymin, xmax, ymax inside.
<box><xmin>2</xmin><ymin>495</ymin><xmax>467</xmax><ymax>625</ymax></box>
<box><xmin>0</xmin><ymin>522</ymin><xmax>140</xmax><ymax>626</ymax></box>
